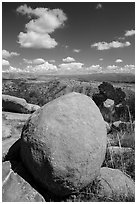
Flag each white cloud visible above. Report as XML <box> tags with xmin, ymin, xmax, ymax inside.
<box><xmin>86</xmin><ymin>64</ymin><xmax>102</xmax><ymax>72</ymax></box>
<box><xmin>105</xmin><ymin>64</ymin><xmax>135</xmax><ymax>74</ymax></box>
<box><xmin>2</xmin><ymin>59</ymin><xmax>10</xmax><ymax>66</ymax></box>
<box><xmin>115</xmin><ymin>59</ymin><xmax>123</xmax><ymax>63</ymax></box>
<box><xmin>91</xmin><ymin>41</ymin><xmax>131</xmax><ymax>50</ymax></box>
<box><xmin>125</xmin><ymin>29</ymin><xmax>135</xmax><ymax>37</ymax></box>
<box><xmin>62</xmin><ymin>57</ymin><xmax>75</xmax><ymax>63</ymax></box>
<box><xmin>2</xmin><ymin>49</ymin><xmax>20</xmax><ymax>59</ymax></box>
<box><xmin>18</xmin><ymin>31</ymin><xmax>57</xmax><ymax>49</ymax></box>
<box><xmin>16</xmin><ymin>4</ymin><xmax>67</xmax><ymax>49</ymax></box>
<box><xmin>99</xmin><ymin>58</ymin><xmax>103</xmax><ymax>61</ymax></box>
<box><xmin>96</xmin><ymin>3</ymin><xmax>103</xmax><ymax>9</ymax></box>
<box><xmin>107</xmin><ymin>65</ymin><xmax>118</xmax><ymax>70</ymax></box>
<box><xmin>73</xmin><ymin>49</ymin><xmax>81</xmax><ymax>53</ymax></box>
<box><xmin>2</xmin><ymin>66</ymin><xmax>24</xmax><ymax>73</ymax></box>
<box><xmin>23</xmin><ymin>58</ymin><xmax>45</xmax><ymax>65</ymax></box>
<box><xmin>123</xmin><ymin>64</ymin><xmax>135</xmax><ymax>73</ymax></box>
<box><xmin>59</xmin><ymin>62</ymin><xmax>84</xmax><ymax>70</ymax></box>
<box><xmin>25</xmin><ymin>61</ymin><xmax>58</xmax><ymax>72</ymax></box>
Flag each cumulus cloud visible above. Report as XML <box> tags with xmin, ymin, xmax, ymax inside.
<box><xmin>96</xmin><ymin>3</ymin><xmax>103</xmax><ymax>9</ymax></box>
<box><xmin>107</xmin><ymin>65</ymin><xmax>118</xmax><ymax>70</ymax></box>
<box><xmin>73</xmin><ymin>49</ymin><xmax>81</xmax><ymax>53</ymax></box>
<box><xmin>115</xmin><ymin>59</ymin><xmax>123</xmax><ymax>63</ymax></box>
<box><xmin>125</xmin><ymin>29</ymin><xmax>135</xmax><ymax>37</ymax></box>
<box><xmin>2</xmin><ymin>49</ymin><xmax>20</xmax><ymax>59</ymax></box>
<box><xmin>59</xmin><ymin>62</ymin><xmax>84</xmax><ymax>70</ymax></box>
<box><xmin>23</xmin><ymin>58</ymin><xmax>45</xmax><ymax>65</ymax></box>
<box><xmin>91</xmin><ymin>41</ymin><xmax>131</xmax><ymax>50</ymax></box>
<box><xmin>16</xmin><ymin>4</ymin><xmax>67</xmax><ymax>49</ymax></box>
<box><xmin>18</xmin><ymin>31</ymin><xmax>57</xmax><ymax>49</ymax></box>
<box><xmin>105</xmin><ymin>64</ymin><xmax>135</xmax><ymax>74</ymax></box>
<box><xmin>2</xmin><ymin>66</ymin><xmax>24</xmax><ymax>73</ymax></box>
<box><xmin>2</xmin><ymin>59</ymin><xmax>10</xmax><ymax>66</ymax></box>
<box><xmin>25</xmin><ymin>61</ymin><xmax>58</xmax><ymax>72</ymax></box>
<box><xmin>86</xmin><ymin>64</ymin><xmax>102</xmax><ymax>72</ymax></box>
<box><xmin>62</xmin><ymin>57</ymin><xmax>75</xmax><ymax>63</ymax></box>
<box><xmin>123</xmin><ymin>64</ymin><xmax>135</xmax><ymax>73</ymax></box>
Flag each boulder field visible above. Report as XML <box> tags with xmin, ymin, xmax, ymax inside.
<box><xmin>2</xmin><ymin>92</ymin><xmax>135</xmax><ymax>201</ymax></box>
<box><xmin>20</xmin><ymin>92</ymin><xmax>107</xmax><ymax>196</ymax></box>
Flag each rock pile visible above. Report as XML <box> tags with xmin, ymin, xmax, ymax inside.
<box><xmin>2</xmin><ymin>92</ymin><xmax>135</xmax><ymax>201</ymax></box>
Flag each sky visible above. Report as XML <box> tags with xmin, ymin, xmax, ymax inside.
<box><xmin>2</xmin><ymin>2</ymin><xmax>135</xmax><ymax>75</ymax></box>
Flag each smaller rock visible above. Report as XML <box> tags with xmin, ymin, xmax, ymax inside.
<box><xmin>2</xmin><ymin>95</ymin><xmax>29</xmax><ymax>114</ymax></box>
<box><xmin>2</xmin><ymin>111</ymin><xmax>31</xmax><ymax>122</ymax></box>
<box><xmin>103</xmin><ymin>99</ymin><xmax>114</xmax><ymax>109</ymax></box>
<box><xmin>113</xmin><ymin>121</ymin><xmax>134</xmax><ymax>132</ymax></box>
<box><xmin>2</xmin><ymin>161</ymin><xmax>45</xmax><ymax>202</ymax></box>
<box><xmin>2</xmin><ymin>119</ymin><xmax>12</xmax><ymax>140</ymax></box>
<box><xmin>2</xmin><ymin>138</ymin><xmax>20</xmax><ymax>161</ymax></box>
<box><xmin>27</xmin><ymin>103</ymin><xmax>40</xmax><ymax>113</ymax></box>
<box><xmin>97</xmin><ymin>167</ymin><xmax>135</xmax><ymax>201</ymax></box>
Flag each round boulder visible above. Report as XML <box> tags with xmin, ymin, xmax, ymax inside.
<box><xmin>20</xmin><ymin>92</ymin><xmax>107</xmax><ymax>196</ymax></box>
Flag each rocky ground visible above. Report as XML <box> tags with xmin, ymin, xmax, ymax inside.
<box><xmin>2</xmin><ymin>93</ymin><xmax>135</xmax><ymax>202</ymax></box>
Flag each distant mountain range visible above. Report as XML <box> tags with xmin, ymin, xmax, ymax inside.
<box><xmin>2</xmin><ymin>72</ymin><xmax>135</xmax><ymax>83</ymax></box>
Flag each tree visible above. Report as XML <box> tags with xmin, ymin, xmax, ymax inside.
<box><xmin>98</xmin><ymin>82</ymin><xmax>115</xmax><ymax>99</ymax></box>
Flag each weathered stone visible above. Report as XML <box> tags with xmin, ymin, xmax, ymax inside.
<box><xmin>27</xmin><ymin>103</ymin><xmax>40</xmax><ymax>113</ymax></box>
<box><xmin>2</xmin><ymin>111</ymin><xmax>31</xmax><ymax>122</ymax></box>
<box><xmin>20</xmin><ymin>92</ymin><xmax>107</xmax><ymax>196</ymax></box>
<box><xmin>2</xmin><ymin>161</ymin><xmax>45</xmax><ymax>202</ymax></box>
<box><xmin>98</xmin><ymin>167</ymin><xmax>135</xmax><ymax>200</ymax></box>
<box><xmin>2</xmin><ymin>138</ymin><xmax>20</xmax><ymax>160</ymax></box>
<box><xmin>2</xmin><ymin>119</ymin><xmax>12</xmax><ymax>140</ymax></box>
<box><xmin>2</xmin><ymin>95</ymin><xmax>30</xmax><ymax>114</ymax></box>
<box><xmin>103</xmin><ymin>99</ymin><xmax>114</xmax><ymax>110</ymax></box>
<box><xmin>2</xmin><ymin>112</ymin><xmax>31</xmax><ymax>161</ymax></box>
<box><xmin>113</xmin><ymin>121</ymin><xmax>134</xmax><ymax>132</ymax></box>
<box><xmin>2</xmin><ymin>95</ymin><xmax>40</xmax><ymax>114</ymax></box>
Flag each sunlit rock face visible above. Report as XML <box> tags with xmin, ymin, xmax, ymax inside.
<box><xmin>20</xmin><ymin>92</ymin><xmax>107</xmax><ymax>196</ymax></box>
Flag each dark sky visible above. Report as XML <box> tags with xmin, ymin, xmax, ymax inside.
<box><xmin>2</xmin><ymin>2</ymin><xmax>135</xmax><ymax>74</ymax></box>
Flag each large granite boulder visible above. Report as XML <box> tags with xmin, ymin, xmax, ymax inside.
<box><xmin>20</xmin><ymin>92</ymin><xmax>107</xmax><ymax>196</ymax></box>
